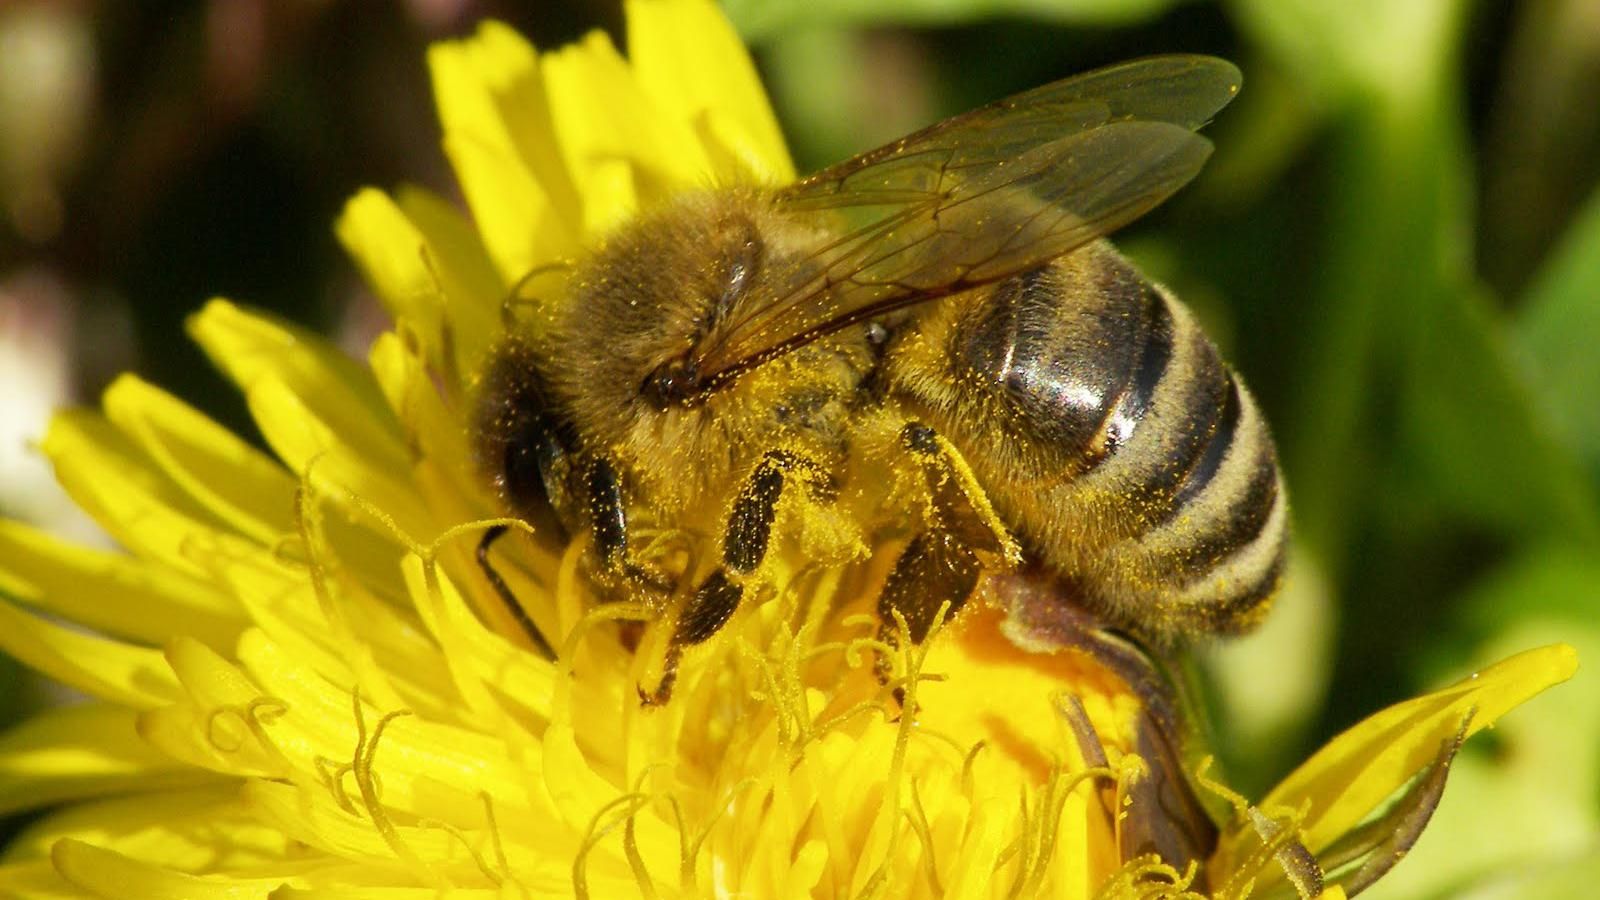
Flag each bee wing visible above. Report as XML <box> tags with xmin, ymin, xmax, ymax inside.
<box><xmin>690</xmin><ymin>55</ymin><xmax>1239</xmax><ymax>387</ymax></box>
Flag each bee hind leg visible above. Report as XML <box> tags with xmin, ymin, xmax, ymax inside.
<box><xmin>876</xmin><ymin>531</ymin><xmax>982</xmax><ymax>679</ymax></box>
<box><xmin>640</xmin><ymin>448</ymin><xmax>835</xmax><ymax>706</ymax></box>
<box><xmin>875</xmin><ymin>424</ymin><xmax>1020</xmax><ymax>692</ymax></box>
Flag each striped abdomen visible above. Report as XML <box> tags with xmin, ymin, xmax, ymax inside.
<box><xmin>886</xmin><ymin>241</ymin><xmax>1286</xmax><ymax>640</ymax></box>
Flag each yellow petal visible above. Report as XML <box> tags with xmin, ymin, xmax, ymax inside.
<box><xmin>268</xmin><ymin>889</ymin><xmax>506</xmax><ymax>899</ymax></box>
<box><xmin>40</xmin><ymin>411</ymin><xmax>230</xmax><ymax>579</ymax></box>
<box><xmin>429</xmin><ymin>24</ymin><xmax>581</xmax><ymax>280</ymax></box>
<box><xmin>241</xmin><ymin>779</ymin><xmax>495</xmax><ymax>883</ymax></box>
<box><xmin>398</xmin><ymin>554</ymin><xmax>557</xmax><ymax>730</ymax></box>
<box><xmin>576</xmin><ymin>157</ymin><xmax>640</xmax><ymax>237</ymax></box>
<box><xmin>626</xmin><ymin>0</ymin><xmax>795</xmax><ymax>182</ymax></box>
<box><xmin>240</xmin><ymin>376</ymin><xmax>426</xmax><ymax>537</ymax></box>
<box><xmin>233</xmin><ymin>629</ymin><xmax>531</xmax><ymax>819</ymax></box>
<box><xmin>0</xmin><ymin>859</ymin><xmax>82</xmax><ymax>899</ymax></box>
<box><xmin>202</xmin><ymin>552</ymin><xmax>431</xmax><ymax>719</ymax></box>
<box><xmin>0</xmin><ymin>704</ymin><xmax>212</xmax><ymax>819</ymax></box>
<box><xmin>0</xmin><ymin>520</ymin><xmax>242</xmax><ymax>651</ymax></box>
<box><xmin>438</xmin><ymin>133</ymin><xmax>577</xmax><ymax>285</ymax></box>
<box><xmin>50</xmin><ymin>839</ymin><xmax>290</xmax><ymax>900</ymax></box>
<box><xmin>542</xmin><ymin>30</ymin><xmax>707</xmax><ymax>230</ymax></box>
<box><xmin>366</xmin><ymin>332</ymin><xmax>486</xmax><ymax>513</ymax></box>
<box><xmin>0</xmin><ymin>596</ymin><xmax>181</xmax><ymax>709</ymax></box>
<box><xmin>152</xmin><ymin>635</ymin><xmax>305</xmax><ymax>777</ymax></box>
<box><xmin>102</xmin><ymin>374</ymin><xmax>295</xmax><ymax>545</ymax></box>
<box><xmin>1253</xmin><ymin>644</ymin><xmax>1578</xmax><ymax>855</ymax></box>
<box><xmin>187</xmin><ymin>299</ymin><xmax>404</xmax><ymax>470</ymax></box>
<box><xmin>135</xmin><ymin>703</ymin><xmax>261</xmax><ymax>778</ymax></box>
<box><xmin>6</xmin><ymin>788</ymin><xmax>288</xmax><ymax>874</ymax></box>
<box><xmin>335</xmin><ymin>190</ymin><xmax>453</xmax><ymax>371</ymax></box>
<box><xmin>468</xmin><ymin>23</ymin><xmax>583</xmax><ymax>209</ymax></box>
<box><xmin>393</xmin><ymin>185</ymin><xmax>504</xmax><ymax>377</ymax></box>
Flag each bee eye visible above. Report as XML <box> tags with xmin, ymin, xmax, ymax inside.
<box><xmin>502</xmin><ymin>425</ymin><xmax>549</xmax><ymax>513</ymax></box>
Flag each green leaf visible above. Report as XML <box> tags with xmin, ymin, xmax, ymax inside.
<box><xmin>1227</xmin><ymin>0</ymin><xmax>1479</xmax><ymax>562</ymax></box>
<box><xmin>1399</xmin><ymin>281</ymin><xmax>1600</xmax><ymax>546</ymax></box>
<box><xmin>1515</xmin><ymin>185</ymin><xmax>1600</xmax><ymax>481</ymax></box>
<box><xmin>1451</xmin><ymin>851</ymin><xmax>1600</xmax><ymax>900</ymax></box>
<box><xmin>1455</xmin><ymin>545</ymin><xmax>1600</xmax><ymax>633</ymax></box>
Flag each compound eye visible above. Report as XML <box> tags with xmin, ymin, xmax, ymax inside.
<box><xmin>502</xmin><ymin>423</ymin><xmax>549</xmax><ymax>515</ymax></box>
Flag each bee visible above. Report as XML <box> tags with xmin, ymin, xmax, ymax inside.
<box><xmin>471</xmin><ymin>55</ymin><xmax>1285</xmax><ymax>703</ymax></box>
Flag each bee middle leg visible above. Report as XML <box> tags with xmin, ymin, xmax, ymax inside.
<box><xmin>641</xmin><ymin>448</ymin><xmax>836</xmax><ymax>706</ymax></box>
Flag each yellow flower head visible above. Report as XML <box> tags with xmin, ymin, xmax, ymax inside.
<box><xmin>0</xmin><ymin>2</ymin><xmax>1576</xmax><ymax>898</ymax></box>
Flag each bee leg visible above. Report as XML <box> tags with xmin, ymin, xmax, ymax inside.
<box><xmin>640</xmin><ymin>570</ymin><xmax>744</xmax><ymax>706</ymax></box>
<box><xmin>899</xmin><ymin>423</ymin><xmax>1016</xmax><ymax>559</ymax></box>
<box><xmin>875</xmin><ymin>424</ymin><xmax>1019</xmax><ymax>690</ymax></box>
<box><xmin>578</xmin><ymin>456</ymin><xmax>685</xmax><ymax>600</ymax></box>
<box><xmin>585</xmin><ymin>456</ymin><xmax>629</xmax><ymax>573</ymax></box>
<box><xmin>641</xmin><ymin>449</ymin><xmax>834</xmax><ymax>706</ymax></box>
<box><xmin>876</xmin><ymin>531</ymin><xmax>982</xmax><ymax>674</ymax></box>
<box><xmin>723</xmin><ymin>449</ymin><xmax>836</xmax><ymax>573</ymax></box>
<box><xmin>476</xmin><ymin>524</ymin><xmax>556</xmax><ymax>658</ymax></box>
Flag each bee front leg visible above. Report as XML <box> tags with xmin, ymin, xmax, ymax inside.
<box><xmin>585</xmin><ymin>457</ymin><xmax>629</xmax><ymax>573</ymax></box>
<box><xmin>478</xmin><ymin>453</ymin><xmax>652</xmax><ymax>658</ymax></box>
<box><xmin>574</xmin><ymin>455</ymin><xmax>679</xmax><ymax>596</ymax></box>
<box><xmin>876</xmin><ymin>424</ymin><xmax>1020</xmax><ymax>682</ymax></box>
<box><xmin>641</xmin><ymin>449</ymin><xmax>835</xmax><ymax>706</ymax></box>
<box><xmin>476</xmin><ymin>524</ymin><xmax>556</xmax><ymax>658</ymax></box>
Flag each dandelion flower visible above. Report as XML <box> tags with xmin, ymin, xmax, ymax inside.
<box><xmin>0</xmin><ymin>2</ymin><xmax>1577</xmax><ymax>897</ymax></box>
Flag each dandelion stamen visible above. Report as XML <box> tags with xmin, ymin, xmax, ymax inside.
<box><xmin>417</xmin><ymin>816</ymin><xmax>503</xmax><ymax>886</ymax></box>
<box><xmin>574</xmin><ymin>792</ymin><xmax>653</xmax><ymax>900</ymax></box>
<box><xmin>347</xmin><ymin>689</ymin><xmax>434</xmax><ymax>887</ymax></box>
<box><xmin>313</xmin><ymin>755</ymin><xmax>360</xmax><ymax>815</ymax></box>
<box><xmin>906</xmin><ymin>780</ymin><xmax>945</xmax><ymax>896</ymax></box>
<box><xmin>293</xmin><ymin>468</ymin><xmax>407</xmax><ymax>710</ymax></box>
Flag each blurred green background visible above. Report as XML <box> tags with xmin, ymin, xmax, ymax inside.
<box><xmin>1</xmin><ymin>0</ymin><xmax>1596</xmax><ymax>896</ymax></box>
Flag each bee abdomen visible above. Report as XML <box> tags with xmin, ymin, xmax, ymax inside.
<box><xmin>1084</xmin><ymin>284</ymin><xmax>1287</xmax><ymax>635</ymax></box>
<box><xmin>962</xmin><ymin>267</ymin><xmax>1117</xmax><ymax>458</ymax></box>
<box><xmin>961</xmin><ymin>260</ymin><xmax>1176</xmax><ymax>470</ymax></box>
<box><xmin>1130</xmin><ymin>370</ymin><xmax>1287</xmax><ymax>633</ymax></box>
<box><xmin>895</xmin><ymin>244</ymin><xmax>1286</xmax><ymax>639</ymax></box>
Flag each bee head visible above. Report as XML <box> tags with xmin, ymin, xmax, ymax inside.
<box><xmin>552</xmin><ymin>190</ymin><xmax>774</xmax><ymax>418</ymax></box>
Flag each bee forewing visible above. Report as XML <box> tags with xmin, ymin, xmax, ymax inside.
<box><xmin>783</xmin><ymin>54</ymin><xmax>1239</xmax><ymax>209</ymax></box>
<box><xmin>691</xmin><ymin>55</ymin><xmax>1240</xmax><ymax>385</ymax></box>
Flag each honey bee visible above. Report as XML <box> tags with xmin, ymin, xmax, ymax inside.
<box><xmin>472</xmin><ymin>55</ymin><xmax>1285</xmax><ymax>703</ymax></box>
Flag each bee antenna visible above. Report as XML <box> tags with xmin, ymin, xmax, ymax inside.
<box><xmin>501</xmin><ymin>259</ymin><xmax>576</xmax><ymax>326</ymax></box>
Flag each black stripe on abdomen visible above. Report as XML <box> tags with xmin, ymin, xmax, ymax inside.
<box><xmin>1097</xmin><ymin>281</ymin><xmax>1173</xmax><ymax>460</ymax></box>
<box><xmin>1171</xmin><ymin>374</ymin><xmax>1242</xmax><ymax>512</ymax></box>
<box><xmin>1124</xmin><ymin>318</ymin><xmax>1229</xmax><ymax>515</ymax></box>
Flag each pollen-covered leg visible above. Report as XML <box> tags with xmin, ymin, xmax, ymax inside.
<box><xmin>899</xmin><ymin>424</ymin><xmax>1018</xmax><ymax>560</ymax></box>
<box><xmin>876</xmin><ymin>424</ymin><xmax>1020</xmax><ymax>677</ymax></box>
<box><xmin>878</xmin><ymin>531</ymin><xmax>982</xmax><ymax>647</ymax></box>
<box><xmin>641</xmin><ymin>448</ymin><xmax>836</xmax><ymax>706</ymax></box>
<box><xmin>585</xmin><ymin>457</ymin><xmax>629</xmax><ymax>571</ymax></box>
<box><xmin>723</xmin><ymin>448</ymin><xmax>836</xmax><ymax>573</ymax></box>
<box><xmin>640</xmin><ymin>571</ymin><xmax>744</xmax><ymax>706</ymax></box>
